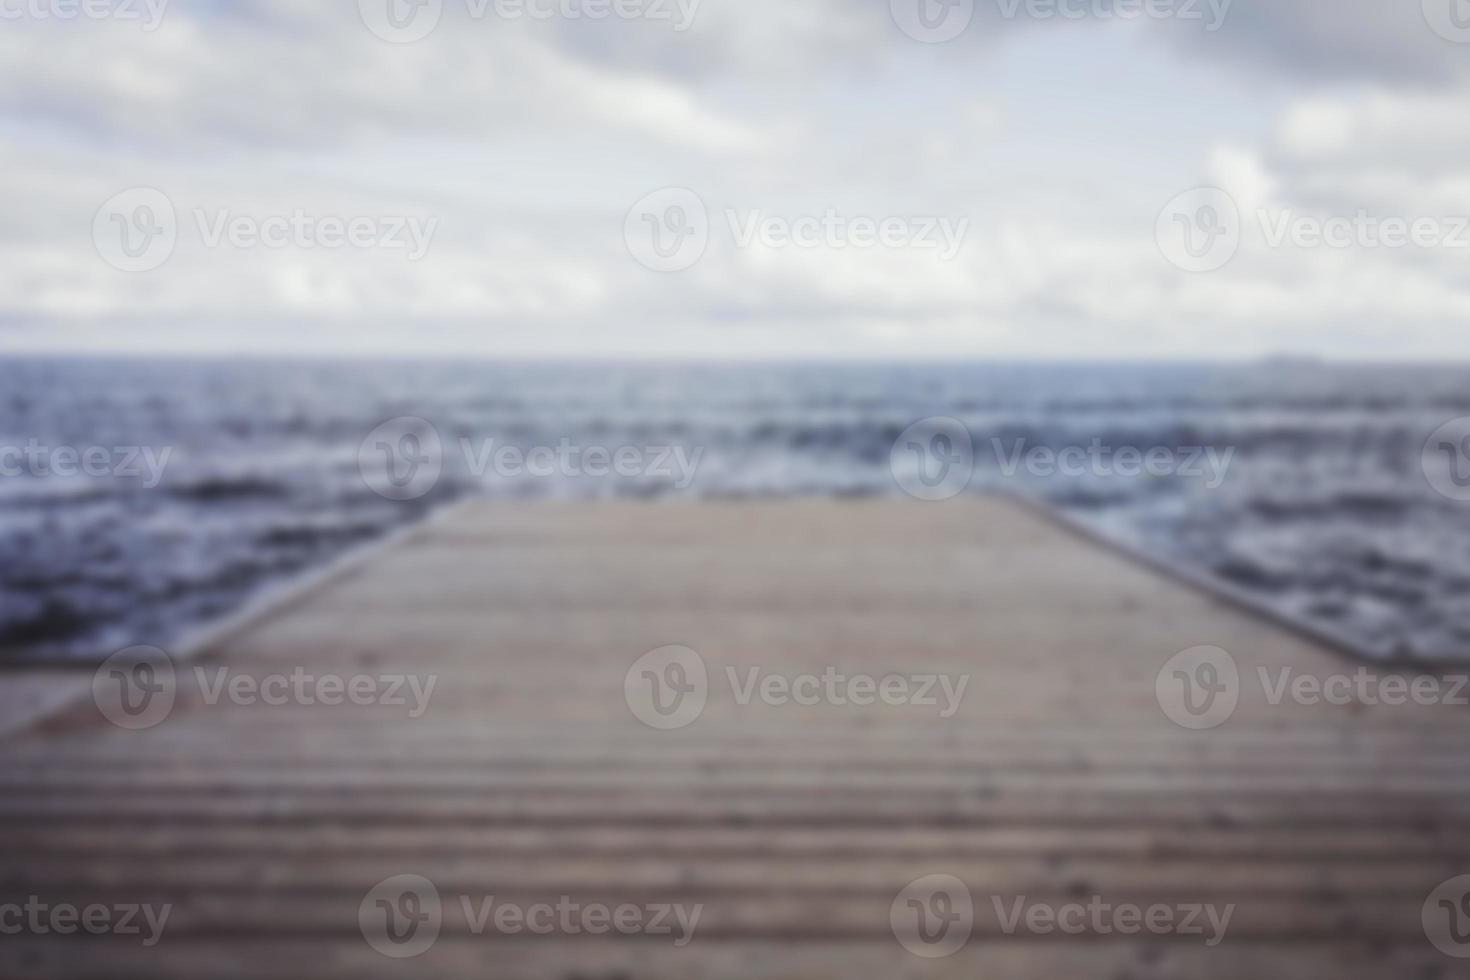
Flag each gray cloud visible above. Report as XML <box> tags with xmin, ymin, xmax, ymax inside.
<box><xmin>1158</xmin><ymin>0</ymin><xmax>1468</xmax><ymax>84</ymax></box>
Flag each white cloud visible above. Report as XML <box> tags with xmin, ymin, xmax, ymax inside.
<box><xmin>1</xmin><ymin>0</ymin><xmax>1469</xmax><ymax>359</ymax></box>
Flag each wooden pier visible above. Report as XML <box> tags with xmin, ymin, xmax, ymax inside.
<box><xmin>2</xmin><ymin>498</ymin><xmax>1468</xmax><ymax>978</ymax></box>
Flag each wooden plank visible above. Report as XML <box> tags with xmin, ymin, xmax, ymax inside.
<box><xmin>3</xmin><ymin>853</ymin><xmax>1459</xmax><ymax>894</ymax></box>
<box><xmin>0</xmin><ymin>825</ymin><xmax>1458</xmax><ymax>861</ymax></box>
<box><xmin>0</xmin><ymin>938</ymin><xmax>1452</xmax><ymax>980</ymax></box>
<box><xmin>1</xmin><ymin>497</ymin><xmax>1467</xmax><ymax>979</ymax></box>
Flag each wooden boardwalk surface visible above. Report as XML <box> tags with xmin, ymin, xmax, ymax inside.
<box><xmin>2</xmin><ymin>498</ymin><xmax>1470</xmax><ymax>978</ymax></box>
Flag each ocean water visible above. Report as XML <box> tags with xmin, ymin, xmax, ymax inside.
<box><xmin>2</xmin><ymin>357</ymin><xmax>1469</xmax><ymax>663</ymax></box>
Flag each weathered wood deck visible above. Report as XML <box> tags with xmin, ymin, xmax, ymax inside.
<box><xmin>2</xmin><ymin>498</ymin><xmax>1469</xmax><ymax>978</ymax></box>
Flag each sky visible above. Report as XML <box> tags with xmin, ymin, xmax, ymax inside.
<box><xmin>2</xmin><ymin>0</ymin><xmax>1469</xmax><ymax>359</ymax></box>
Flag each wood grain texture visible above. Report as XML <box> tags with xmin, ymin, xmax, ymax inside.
<box><xmin>2</xmin><ymin>498</ymin><xmax>1468</xmax><ymax>979</ymax></box>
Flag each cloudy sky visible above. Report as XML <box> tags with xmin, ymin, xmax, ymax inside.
<box><xmin>3</xmin><ymin>0</ymin><xmax>1468</xmax><ymax>358</ymax></box>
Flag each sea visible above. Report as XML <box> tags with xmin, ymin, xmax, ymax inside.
<box><xmin>3</xmin><ymin>357</ymin><xmax>1468</xmax><ymax>663</ymax></box>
